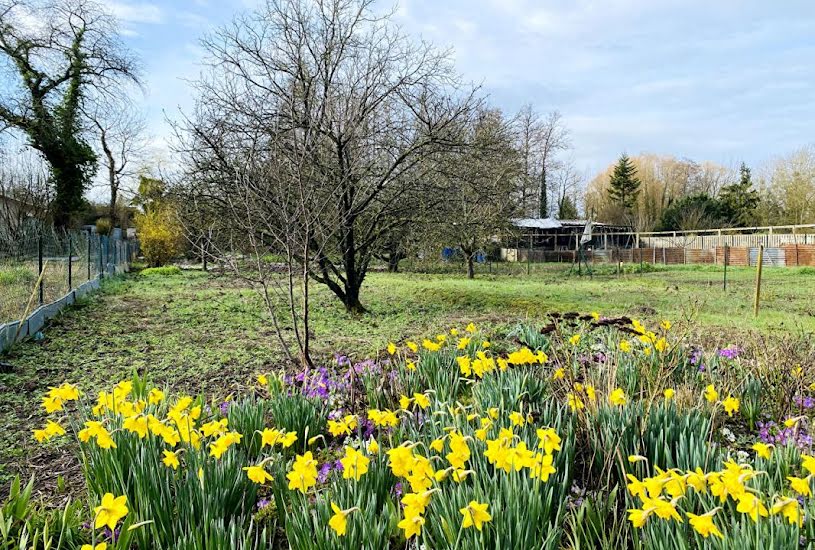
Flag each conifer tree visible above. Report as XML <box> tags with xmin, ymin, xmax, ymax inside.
<box><xmin>557</xmin><ymin>194</ymin><xmax>578</xmax><ymax>219</ymax></box>
<box><xmin>607</xmin><ymin>154</ymin><xmax>641</xmax><ymax>210</ymax></box>
<box><xmin>719</xmin><ymin>162</ymin><xmax>759</xmax><ymax>227</ymax></box>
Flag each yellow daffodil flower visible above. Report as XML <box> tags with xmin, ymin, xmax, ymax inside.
<box><xmin>460</xmin><ymin>500</ymin><xmax>492</xmax><ymax>531</ymax></box>
<box><xmin>162</xmin><ymin>450</ymin><xmax>180</xmax><ymax>470</ymax></box>
<box><xmin>243</xmin><ymin>464</ymin><xmax>274</xmax><ymax>484</ymax></box>
<box><xmin>609</xmin><ymin>388</ymin><xmax>627</xmax><ymax>406</ymax></box>
<box><xmin>94</xmin><ymin>493</ymin><xmax>128</xmax><ymax>531</ymax></box>
<box><xmin>686</xmin><ymin>509</ymin><xmax>722</xmax><ymax>538</ymax></box>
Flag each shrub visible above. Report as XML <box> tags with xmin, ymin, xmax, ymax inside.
<box><xmin>134</xmin><ymin>207</ymin><xmax>183</xmax><ymax>267</ymax></box>
<box><xmin>95</xmin><ymin>217</ymin><xmax>113</xmax><ymax>236</ymax></box>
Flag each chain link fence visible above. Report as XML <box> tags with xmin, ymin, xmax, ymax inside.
<box><xmin>0</xmin><ymin>224</ymin><xmax>138</xmax><ymax>328</ymax></box>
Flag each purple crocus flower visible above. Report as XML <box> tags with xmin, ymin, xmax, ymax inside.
<box><xmin>102</xmin><ymin>526</ymin><xmax>121</xmax><ymax>542</ymax></box>
<box><xmin>718</xmin><ymin>347</ymin><xmax>741</xmax><ymax>360</ymax></box>
<box><xmin>757</xmin><ymin>420</ymin><xmax>813</xmax><ymax>449</ymax></box>
<box><xmin>794</xmin><ymin>395</ymin><xmax>815</xmax><ymax>410</ymax></box>
<box><xmin>317</xmin><ymin>462</ymin><xmax>332</xmax><ymax>483</ymax></box>
<box><xmin>688</xmin><ymin>348</ymin><xmax>706</xmax><ymax>372</ymax></box>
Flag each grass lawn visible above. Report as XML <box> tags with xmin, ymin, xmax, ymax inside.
<box><xmin>1</xmin><ymin>262</ymin><xmax>814</xmax><ymax>494</ymax></box>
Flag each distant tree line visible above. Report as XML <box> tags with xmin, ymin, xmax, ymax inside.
<box><xmin>585</xmin><ymin>149</ymin><xmax>815</xmax><ymax>232</ymax></box>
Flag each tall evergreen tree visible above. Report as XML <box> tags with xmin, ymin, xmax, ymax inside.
<box><xmin>557</xmin><ymin>194</ymin><xmax>578</xmax><ymax>219</ymax></box>
<box><xmin>719</xmin><ymin>162</ymin><xmax>759</xmax><ymax>227</ymax></box>
<box><xmin>539</xmin><ymin>174</ymin><xmax>548</xmax><ymax>218</ymax></box>
<box><xmin>607</xmin><ymin>154</ymin><xmax>641</xmax><ymax>210</ymax></box>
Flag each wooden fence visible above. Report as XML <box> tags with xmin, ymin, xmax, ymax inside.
<box><xmin>501</xmin><ymin>245</ymin><xmax>815</xmax><ymax>268</ymax></box>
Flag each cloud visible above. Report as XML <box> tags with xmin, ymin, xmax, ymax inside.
<box><xmin>107</xmin><ymin>1</ymin><xmax>165</xmax><ymax>25</ymax></box>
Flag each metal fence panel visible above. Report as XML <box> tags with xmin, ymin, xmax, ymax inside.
<box><xmin>0</xmin><ymin>223</ymin><xmax>137</xmax><ymax>327</ymax></box>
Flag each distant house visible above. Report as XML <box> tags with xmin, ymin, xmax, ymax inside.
<box><xmin>0</xmin><ymin>193</ymin><xmax>37</xmax><ymax>241</ymax></box>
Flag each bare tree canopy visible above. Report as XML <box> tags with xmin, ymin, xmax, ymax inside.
<box><xmin>513</xmin><ymin>106</ymin><xmax>570</xmax><ymax>218</ymax></box>
<box><xmin>0</xmin><ymin>0</ymin><xmax>139</xmax><ymax>227</ymax></box>
<box><xmin>427</xmin><ymin>107</ymin><xmax>521</xmax><ymax>278</ymax></box>
<box><xmin>0</xmin><ymin>146</ymin><xmax>50</xmax><ymax>241</ymax></box>
<box><xmin>85</xmin><ymin>98</ymin><xmax>147</xmax><ymax>225</ymax></box>
<box><xmin>177</xmin><ymin>0</ymin><xmax>478</xmax><ymax>314</ymax></box>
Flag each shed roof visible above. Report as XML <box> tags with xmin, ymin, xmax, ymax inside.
<box><xmin>512</xmin><ymin>218</ymin><xmax>609</xmax><ymax>229</ymax></box>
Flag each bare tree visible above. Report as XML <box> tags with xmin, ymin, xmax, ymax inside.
<box><xmin>537</xmin><ymin>110</ymin><xmax>570</xmax><ymax>218</ymax></box>
<box><xmin>174</xmin><ymin>116</ymin><xmax>337</xmax><ymax>367</ymax></box>
<box><xmin>178</xmin><ymin>0</ymin><xmax>476</xmax><ymax>316</ymax></box>
<box><xmin>0</xmin><ymin>0</ymin><xmax>139</xmax><ymax>227</ymax></box>
<box><xmin>514</xmin><ymin>105</ymin><xmax>542</xmax><ymax>216</ymax></box>
<box><xmin>552</xmin><ymin>160</ymin><xmax>583</xmax><ymax>219</ymax></box>
<box><xmin>86</xmin><ymin>101</ymin><xmax>147</xmax><ymax>226</ymax></box>
<box><xmin>428</xmin><ymin>108</ymin><xmax>521</xmax><ymax>278</ymax></box>
<box><xmin>512</xmin><ymin>106</ymin><xmax>570</xmax><ymax>219</ymax></box>
<box><xmin>0</xmin><ymin>146</ymin><xmax>51</xmax><ymax>242</ymax></box>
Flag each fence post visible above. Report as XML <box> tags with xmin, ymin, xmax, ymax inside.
<box><xmin>754</xmin><ymin>245</ymin><xmax>764</xmax><ymax>317</ymax></box>
<box><xmin>526</xmin><ymin>237</ymin><xmax>531</xmax><ymax>276</ymax></box>
<box><xmin>99</xmin><ymin>235</ymin><xmax>104</xmax><ymax>279</ymax></box>
<box><xmin>38</xmin><ymin>234</ymin><xmax>44</xmax><ymax>305</ymax></box>
<box><xmin>87</xmin><ymin>232</ymin><xmax>91</xmax><ymax>281</ymax></box>
<box><xmin>68</xmin><ymin>233</ymin><xmax>72</xmax><ymax>291</ymax></box>
<box><xmin>723</xmin><ymin>244</ymin><xmax>728</xmax><ymax>291</ymax></box>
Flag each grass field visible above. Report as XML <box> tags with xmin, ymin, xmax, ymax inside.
<box><xmin>1</xmin><ymin>262</ymin><xmax>814</xmax><ymax>494</ymax></box>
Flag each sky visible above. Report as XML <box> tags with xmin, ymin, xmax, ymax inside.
<box><xmin>108</xmin><ymin>0</ymin><xmax>815</xmax><ymax>179</ymax></box>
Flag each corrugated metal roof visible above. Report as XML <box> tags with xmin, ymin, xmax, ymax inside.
<box><xmin>512</xmin><ymin>218</ymin><xmax>564</xmax><ymax>229</ymax></box>
<box><xmin>512</xmin><ymin>218</ymin><xmax>608</xmax><ymax>229</ymax></box>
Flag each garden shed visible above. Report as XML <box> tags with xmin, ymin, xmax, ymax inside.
<box><xmin>501</xmin><ymin>218</ymin><xmax>632</xmax><ymax>261</ymax></box>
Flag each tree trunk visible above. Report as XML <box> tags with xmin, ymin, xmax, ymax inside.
<box><xmin>109</xmin><ymin>186</ymin><xmax>118</xmax><ymax>227</ymax></box>
<box><xmin>44</xmin><ymin>149</ymin><xmax>86</xmax><ymax>229</ymax></box>
<box><xmin>387</xmin><ymin>253</ymin><xmax>401</xmax><ymax>273</ymax></box>
<box><xmin>343</xmin><ymin>281</ymin><xmax>367</xmax><ymax>314</ymax></box>
<box><xmin>467</xmin><ymin>255</ymin><xmax>475</xmax><ymax>279</ymax></box>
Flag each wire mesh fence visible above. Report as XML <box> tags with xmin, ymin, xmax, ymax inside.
<box><xmin>0</xmin><ymin>224</ymin><xmax>137</xmax><ymax>326</ymax></box>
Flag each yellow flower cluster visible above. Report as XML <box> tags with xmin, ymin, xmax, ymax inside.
<box><xmin>41</xmin><ymin>382</ymin><xmax>81</xmax><ymax>413</ymax></box>
<box><xmin>627</xmin><ymin>457</ymin><xmax>813</xmax><ymax>537</ymax></box>
<box><xmin>381</xmin><ymin>414</ymin><xmax>561</xmax><ymax>539</ymax></box>
<box><xmin>702</xmin><ymin>384</ymin><xmax>740</xmax><ymax>416</ymax></box>
<box><xmin>287</xmin><ymin>451</ymin><xmax>319</xmax><ymax>493</ymax></box>
<box><xmin>367</xmin><ymin>408</ymin><xmax>399</xmax><ymax>428</ymax></box>
<box><xmin>399</xmin><ymin>392</ymin><xmax>431</xmax><ymax>411</ymax></box>
<box><xmin>457</xmin><ymin>347</ymin><xmax>546</xmax><ymax>379</ymax></box>
<box><xmin>564</xmin><ymin>384</ymin><xmax>628</xmax><ymax>412</ymax></box>
<box><xmin>328</xmin><ymin>414</ymin><xmax>358</xmax><ymax>437</ymax></box>
<box><xmin>622</xmin><ymin>319</ymin><xmax>669</xmax><ymax>355</ymax></box>
<box><xmin>35</xmin><ymin>378</ymin><xmax>311</xmax><ymax>493</ymax></box>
